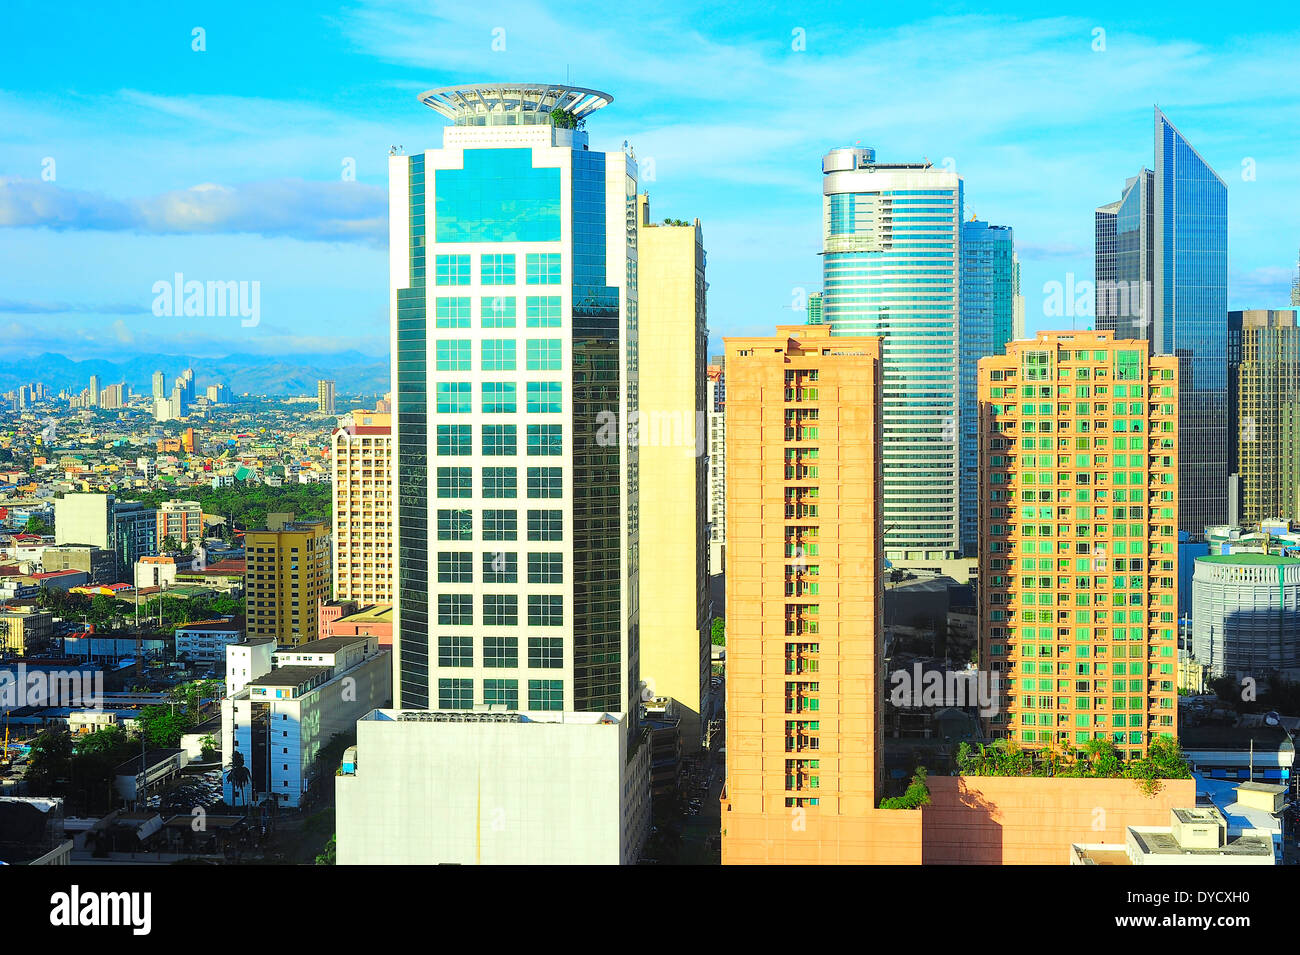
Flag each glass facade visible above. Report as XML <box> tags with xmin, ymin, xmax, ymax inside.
<box><xmin>958</xmin><ymin>220</ymin><xmax>1015</xmax><ymax>555</ymax></box>
<box><xmin>823</xmin><ymin>161</ymin><xmax>963</xmax><ymax>559</ymax></box>
<box><xmin>434</xmin><ymin>148</ymin><xmax>561</xmax><ymax>243</ymax></box>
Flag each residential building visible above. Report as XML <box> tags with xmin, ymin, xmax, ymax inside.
<box><xmin>337</xmin><ymin>708</ymin><xmax>649</xmax><ymax>865</ymax></box>
<box><xmin>322</xmin><ymin>603</ymin><xmax>393</xmax><ymax>647</ymax></box>
<box><xmin>707</xmin><ymin>358</ymin><xmax>726</xmax><ymax>579</ymax></box>
<box><xmin>1191</xmin><ymin>553</ymin><xmax>1300</xmax><ymax>677</ymax></box>
<box><xmin>959</xmin><ymin>218</ymin><xmax>1017</xmax><ymax>555</ymax></box>
<box><xmin>110</xmin><ymin>501</ymin><xmax>158</xmax><ymax>578</ymax></box>
<box><xmin>806</xmin><ymin>291</ymin><xmax>823</xmax><ymax>325</ymax></box>
<box><xmin>331</xmin><ymin>411</ymin><xmax>392</xmax><ymax>605</ymax></box>
<box><xmin>820</xmin><ymin>146</ymin><xmax>962</xmax><ymax>562</ymax></box>
<box><xmin>1229</xmin><ymin>309</ymin><xmax>1300</xmax><ymax>524</ymax></box>
<box><xmin>978</xmin><ymin>330</ymin><xmax>1180</xmax><ymax>758</ymax></box>
<box><xmin>244</xmin><ymin>514</ymin><xmax>331</xmax><ymax>647</ymax></box>
<box><xmin>317</xmin><ymin>379</ymin><xmax>336</xmax><ymax>415</ymax></box>
<box><xmin>635</xmin><ymin>193</ymin><xmax>710</xmax><ymax>751</ymax></box>
<box><xmin>720</xmin><ymin>325</ymin><xmax>887</xmax><ymax>862</ymax></box>
<box><xmin>174</xmin><ymin>617</ymin><xmax>245</xmax><ymax>663</ymax></box>
<box><xmin>54</xmin><ymin>492</ymin><xmax>156</xmax><ymax>578</ymax></box>
<box><xmin>157</xmin><ymin>498</ymin><xmax>203</xmax><ymax>547</ymax></box>
<box><xmin>220</xmin><ymin>634</ymin><xmax>391</xmax><ymax>808</ymax></box>
<box><xmin>1096</xmin><ymin>109</ymin><xmax>1228</xmax><ymax>534</ymax></box>
<box><xmin>226</xmin><ymin>637</ymin><xmax>276</xmax><ymax>697</ymax></box>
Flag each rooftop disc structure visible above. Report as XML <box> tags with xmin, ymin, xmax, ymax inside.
<box><xmin>417</xmin><ymin>82</ymin><xmax>614</xmax><ymax>126</ymax></box>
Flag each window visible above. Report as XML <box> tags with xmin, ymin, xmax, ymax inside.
<box><xmin>483</xmin><ymin>594</ymin><xmax>519</xmax><ymax>627</ymax></box>
<box><xmin>438</xmin><ymin>593</ymin><xmax>473</xmax><ymax>626</ymax></box>
<box><xmin>482</xmin><ymin>382</ymin><xmax>517</xmax><ymax>413</ymax></box>
<box><xmin>436</xmin><ymin>424</ymin><xmax>472</xmax><ymax>456</ymax></box>
<box><xmin>482</xmin><ymin>636</ymin><xmax>519</xmax><ymax>670</ymax></box>
<box><xmin>435</xmin><ymin>296</ymin><xmax>471</xmax><ymax>328</ymax></box>
<box><xmin>525</xmin><ymin>252</ymin><xmax>561</xmax><ymax>285</ymax></box>
<box><xmin>526</xmin><ymin>339</ymin><xmax>562</xmax><ymax>370</ymax></box>
<box><xmin>528</xmin><ymin>594</ymin><xmax>563</xmax><ymax>627</ymax></box>
<box><xmin>527</xmin><ymin>381</ymin><xmax>562</xmax><ymax>413</ymax></box>
<box><xmin>436</xmin><ymin>382</ymin><xmax>471</xmax><ymax>414</ymax></box>
<box><xmin>436</xmin><ymin>466</ymin><xmax>472</xmax><ymax>498</ymax></box>
<box><xmin>527</xmin><ymin>509</ymin><xmax>563</xmax><ymax>541</ymax></box>
<box><xmin>438</xmin><ymin>636</ymin><xmax>472</xmax><ymax>667</ymax></box>
<box><xmin>482</xmin><ymin>550</ymin><xmax>517</xmax><ymax>583</ymax></box>
<box><xmin>528</xmin><ymin>637</ymin><xmax>563</xmax><ymax>669</ymax></box>
<box><xmin>528</xmin><ymin>552</ymin><xmax>563</xmax><ymax>583</ymax></box>
<box><xmin>527</xmin><ymin>466</ymin><xmax>563</xmax><ymax>498</ymax></box>
<box><xmin>435</xmin><ymin>339</ymin><xmax>471</xmax><ymax>370</ymax></box>
<box><xmin>525</xmin><ymin>295</ymin><xmax>562</xmax><ymax>327</ymax></box>
<box><xmin>483</xmin><ymin>678</ymin><xmax>519</xmax><ymax>708</ymax></box>
<box><xmin>437</xmin><ymin>551</ymin><xmax>473</xmax><ymax>583</ymax></box>
<box><xmin>482</xmin><ymin>424</ymin><xmax>517</xmax><ymax>456</ymax></box>
<box><xmin>527</xmin><ymin>424</ymin><xmax>562</xmax><ymax>456</ymax></box>
<box><xmin>438</xmin><ymin>678</ymin><xmax>473</xmax><ymax>709</ymax></box>
<box><xmin>435</xmin><ymin>254</ymin><xmax>470</xmax><ymax>286</ymax></box>
<box><xmin>482</xmin><ymin>339</ymin><xmax>516</xmax><ymax>371</ymax></box>
<box><xmin>482</xmin><ymin>466</ymin><xmax>517</xmax><ymax>498</ymax></box>
<box><xmin>528</xmin><ymin>679</ymin><xmax>563</xmax><ymax>710</ymax></box>
<box><xmin>480</xmin><ymin>253</ymin><xmax>516</xmax><ymax>286</ymax></box>
<box><xmin>436</xmin><ymin>508</ymin><xmax>472</xmax><ymax>541</ymax></box>
<box><xmin>481</xmin><ymin>295</ymin><xmax>517</xmax><ymax>328</ymax></box>
<box><xmin>482</xmin><ymin>509</ymin><xmax>518</xmax><ymax>541</ymax></box>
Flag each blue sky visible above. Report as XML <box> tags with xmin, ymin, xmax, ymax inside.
<box><xmin>2</xmin><ymin>0</ymin><xmax>1299</xmax><ymax>362</ymax></box>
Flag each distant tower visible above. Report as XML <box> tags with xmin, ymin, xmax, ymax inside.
<box><xmin>152</xmin><ymin>370</ymin><xmax>167</xmax><ymax>402</ymax></box>
<box><xmin>317</xmin><ymin>379</ymin><xmax>336</xmax><ymax>415</ymax></box>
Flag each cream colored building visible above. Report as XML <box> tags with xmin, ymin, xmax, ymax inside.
<box><xmin>244</xmin><ymin>514</ymin><xmax>331</xmax><ymax>647</ymax></box>
<box><xmin>336</xmin><ymin>708</ymin><xmax>649</xmax><ymax>865</ymax></box>
<box><xmin>331</xmin><ymin>411</ymin><xmax>393</xmax><ymax>605</ymax></box>
<box><xmin>634</xmin><ymin>193</ymin><xmax>711</xmax><ymax>751</ymax></box>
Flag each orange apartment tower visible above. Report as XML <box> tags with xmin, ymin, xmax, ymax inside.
<box><xmin>978</xmin><ymin>331</ymin><xmax>1179</xmax><ymax>760</ymax></box>
<box><xmin>721</xmin><ymin>326</ymin><xmax>907</xmax><ymax>863</ymax></box>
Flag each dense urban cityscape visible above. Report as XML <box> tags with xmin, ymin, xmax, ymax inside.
<box><xmin>3</xmin><ymin>2</ymin><xmax>1299</xmax><ymax>931</ymax></box>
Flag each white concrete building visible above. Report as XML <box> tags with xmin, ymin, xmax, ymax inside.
<box><xmin>337</xmin><ymin>708</ymin><xmax>650</xmax><ymax>865</ymax></box>
<box><xmin>225</xmin><ymin>638</ymin><xmax>276</xmax><ymax>697</ymax></box>
<box><xmin>220</xmin><ymin>635</ymin><xmax>392</xmax><ymax>808</ymax></box>
<box><xmin>175</xmin><ymin>618</ymin><xmax>245</xmax><ymax>662</ymax></box>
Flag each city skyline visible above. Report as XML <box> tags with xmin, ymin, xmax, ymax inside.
<box><xmin>3</xmin><ymin>2</ymin><xmax>1300</xmax><ymax>364</ymax></box>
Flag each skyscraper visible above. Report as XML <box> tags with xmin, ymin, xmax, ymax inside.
<box><xmin>332</xmin><ymin>410</ymin><xmax>393</xmax><ymax>604</ymax></box>
<box><xmin>152</xmin><ymin>370</ymin><xmax>167</xmax><ymax>403</ymax></box>
<box><xmin>959</xmin><ymin>219</ymin><xmax>1017</xmax><ymax>555</ymax></box>
<box><xmin>88</xmin><ymin>374</ymin><xmax>100</xmax><ymax>408</ymax></box>
<box><xmin>820</xmin><ymin>146</ymin><xmax>962</xmax><ymax>562</ymax></box>
<box><xmin>1096</xmin><ymin>109</ymin><xmax>1227</xmax><ymax>534</ymax></box>
<box><xmin>389</xmin><ymin>83</ymin><xmax>641</xmax><ymax>731</ymax></box>
<box><xmin>1229</xmin><ymin>309</ymin><xmax>1300</xmax><ymax>524</ymax></box>
<box><xmin>244</xmin><ymin>514</ymin><xmax>330</xmax><ymax>646</ymax></box>
<box><xmin>317</xmin><ymin>379</ymin><xmax>336</xmax><ymax>415</ymax></box>
<box><xmin>634</xmin><ymin>194</ymin><xmax>710</xmax><ymax>751</ymax></box>
<box><xmin>707</xmin><ymin>358</ymin><xmax>726</xmax><ymax>578</ymax></box>
<box><xmin>720</xmin><ymin>325</ymin><xmax>885</xmax><ymax>863</ymax></box>
<box><xmin>978</xmin><ymin>331</ymin><xmax>1180</xmax><ymax>759</ymax></box>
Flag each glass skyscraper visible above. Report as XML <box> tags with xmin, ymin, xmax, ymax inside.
<box><xmin>389</xmin><ymin>84</ymin><xmax>641</xmax><ymax>734</ymax></box>
<box><xmin>959</xmin><ymin>219</ymin><xmax>1016</xmax><ymax>555</ymax></box>
<box><xmin>821</xmin><ymin>146</ymin><xmax>963</xmax><ymax>561</ymax></box>
<box><xmin>1095</xmin><ymin>109</ymin><xmax>1227</xmax><ymax>534</ymax></box>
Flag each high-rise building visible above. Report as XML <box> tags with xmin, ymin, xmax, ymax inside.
<box><xmin>1093</xmin><ymin>200</ymin><xmax>1120</xmax><ymax>333</ymax></box>
<box><xmin>317</xmin><ymin>379</ymin><xmax>337</xmax><ymax>415</ymax></box>
<box><xmin>1096</xmin><ymin>109</ymin><xmax>1227</xmax><ymax>534</ymax></box>
<box><xmin>88</xmin><ymin>375</ymin><xmax>100</xmax><ymax>408</ymax></box>
<box><xmin>707</xmin><ymin>358</ymin><xmax>726</xmax><ymax>577</ymax></box>
<box><xmin>332</xmin><ymin>410</ymin><xmax>393</xmax><ymax>605</ymax></box>
<box><xmin>389</xmin><ymin>82</ymin><xmax>640</xmax><ymax>727</ymax></box>
<box><xmin>978</xmin><ymin>330</ymin><xmax>1180</xmax><ymax>759</ymax></box>
<box><xmin>806</xmin><ymin>291</ymin><xmax>823</xmax><ymax>325</ymax></box>
<box><xmin>157</xmin><ymin>499</ymin><xmax>203</xmax><ymax>547</ymax></box>
<box><xmin>820</xmin><ymin>146</ymin><xmax>962</xmax><ymax>562</ymax></box>
<box><xmin>634</xmin><ymin>193</ymin><xmax>710</xmax><ymax>751</ymax></box>
<box><xmin>244</xmin><ymin>514</ymin><xmax>331</xmax><ymax>646</ymax></box>
<box><xmin>1229</xmin><ymin>309</ymin><xmax>1300</xmax><ymax>524</ymax></box>
<box><xmin>1192</xmin><ymin>553</ymin><xmax>1300</xmax><ymax>678</ymax></box>
<box><xmin>959</xmin><ymin>218</ymin><xmax>1017</xmax><ymax>555</ymax></box>
<box><xmin>720</xmin><ymin>325</ymin><xmax>886</xmax><ymax>863</ymax></box>
<box><xmin>152</xmin><ymin>370</ymin><xmax>167</xmax><ymax>402</ymax></box>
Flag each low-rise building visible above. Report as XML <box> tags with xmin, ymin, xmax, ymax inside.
<box><xmin>1073</xmin><ymin>806</ymin><xmax>1275</xmax><ymax>866</ymax></box>
<box><xmin>174</xmin><ymin>617</ymin><xmax>245</xmax><ymax>662</ymax></box>
<box><xmin>0</xmin><ymin>607</ymin><xmax>53</xmax><ymax>655</ymax></box>
<box><xmin>225</xmin><ymin>638</ymin><xmax>276</xmax><ymax>697</ymax></box>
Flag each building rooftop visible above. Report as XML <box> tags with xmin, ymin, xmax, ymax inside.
<box><xmin>247</xmin><ymin>665</ymin><xmax>330</xmax><ymax>689</ymax></box>
<box><xmin>278</xmin><ymin>634</ymin><xmax>372</xmax><ymax>656</ymax></box>
<box><xmin>1198</xmin><ymin>552</ymin><xmax>1300</xmax><ymax>567</ymax></box>
<box><xmin>417</xmin><ymin>82</ymin><xmax>613</xmax><ymax>123</ymax></box>
<box><xmin>1129</xmin><ymin>828</ymin><xmax>1273</xmax><ymax>858</ymax></box>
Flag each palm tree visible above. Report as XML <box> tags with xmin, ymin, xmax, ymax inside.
<box><xmin>226</xmin><ymin>750</ymin><xmax>252</xmax><ymax>807</ymax></box>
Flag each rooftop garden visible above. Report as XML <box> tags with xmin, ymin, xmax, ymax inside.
<box><xmin>956</xmin><ymin>737</ymin><xmax>1192</xmax><ymax>797</ymax></box>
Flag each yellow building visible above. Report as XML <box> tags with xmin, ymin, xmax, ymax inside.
<box><xmin>0</xmin><ymin>608</ymin><xmax>54</xmax><ymax>655</ymax></box>
<box><xmin>635</xmin><ymin>194</ymin><xmax>711</xmax><ymax>752</ymax></box>
<box><xmin>245</xmin><ymin>513</ymin><xmax>331</xmax><ymax>647</ymax></box>
<box><xmin>721</xmin><ymin>326</ymin><xmax>889</xmax><ymax>863</ymax></box>
<box><xmin>978</xmin><ymin>330</ymin><xmax>1179</xmax><ymax>760</ymax></box>
<box><xmin>331</xmin><ymin>411</ymin><xmax>393</xmax><ymax>605</ymax></box>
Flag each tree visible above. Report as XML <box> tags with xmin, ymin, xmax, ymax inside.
<box><xmin>23</xmin><ymin>729</ymin><xmax>73</xmax><ymax>796</ymax></box>
<box><xmin>89</xmin><ymin>594</ymin><xmax>117</xmax><ymax>627</ymax></box>
<box><xmin>315</xmin><ymin>834</ymin><xmax>336</xmax><ymax>865</ymax></box>
<box><xmin>226</xmin><ymin>750</ymin><xmax>252</xmax><ymax>807</ymax></box>
<box><xmin>160</xmin><ymin>535</ymin><xmax>180</xmax><ymax>552</ymax></box>
<box><xmin>710</xmin><ymin>618</ymin><xmax>725</xmax><ymax>646</ymax></box>
<box><xmin>880</xmin><ymin>767</ymin><xmax>931</xmax><ymax>809</ymax></box>
<box><xmin>23</xmin><ymin>515</ymin><xmax>50</xmax><ymax>536</ymax></box>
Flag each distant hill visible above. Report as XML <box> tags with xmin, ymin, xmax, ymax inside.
<box><xmin>0</xmin><ymin>351</ymin><xmax>391</xmax><ymax>397</ymax></box>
